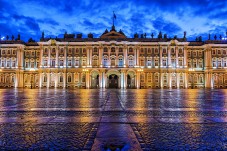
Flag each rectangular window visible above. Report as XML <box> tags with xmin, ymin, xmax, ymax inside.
<box><xmin>155</xmin><ymin>59</ymin><xmax>159</xmax><ymax>66</ymax></box>
<box><xmin>179</xmin><ymin>59</ymin><xmax>183</xmax><ymax>66</ymax></box>
<box><xmin>44</xmin><ymin>60</ymin><xmax>48</xmax><ymax>66</ymax></box>
<box><xmin>31</xmin><ymin>62</ymin><xmax>34</xmax><ymax>68</ymax></box>
<box><xmin>12</xmin><ymin>61</ymin><xmax>16</xmax><ymax>67</ymax></box>
<box><xmin>25</xmin><ymin>61</ymin><xmax>29</xmax><ymax>68</ymax></box>
<box><xmin>68</xmin><ymin>60</ymin><xmax>72</xmax><ymax>66</ymax></box>
<box><xmin>60</xmin><ymin>60</ymin><xmax>64</xmax><ymax>66</ymax></box>
<box><xmin>147</xmin><ymin>59</ymin><xmax>152</xmax><ymax>66</ymax></box>
<box><xmin>75</xmin><ymin>59</ymin><xmax>79</xmax><ymax>66</ymax></box>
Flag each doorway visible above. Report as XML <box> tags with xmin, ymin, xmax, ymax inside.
<box><xmin>109</xmin><ymin>74</ymin><xmax>118</xmax><ymax>88</ymax></box>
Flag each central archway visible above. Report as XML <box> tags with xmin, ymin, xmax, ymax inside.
<box><xmin>109</xmin><ymin>74</ymin><xmax>118</xmax><ymax>88</ymax></box>
<box><xmin>106</xmin><ymin>69</ymin><xmax>121</xmax><ymax>88</ymax></box>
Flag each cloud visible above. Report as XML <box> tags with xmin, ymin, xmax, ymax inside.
<box><xmin>0</xmin><ymin>0</ymin><xmax>226</xmax><ymax>41</ymax></box>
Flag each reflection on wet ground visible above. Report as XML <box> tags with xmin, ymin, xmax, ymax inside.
<box><xmin>0</xmin><ymin>89</ymin><xmax>226</xmax><ymax>150</ymax></box>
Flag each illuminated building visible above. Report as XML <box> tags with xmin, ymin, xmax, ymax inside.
<box><xmin>0</xmin><ymin>26</ymin><xmax>227</xmax><ymax>89</ymax></box>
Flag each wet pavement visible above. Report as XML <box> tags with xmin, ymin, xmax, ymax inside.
<box><xmin>0</xmin><ymin>89</ymin><xmax>226</xmax><ymax>150</ymax></box>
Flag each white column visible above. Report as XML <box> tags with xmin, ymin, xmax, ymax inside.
<box><xmin>168</xmin><ymin>47</ymin><xmax>171</xmax><ymax>67</ymax></box>
<box><xmin>64</xmin><ymin>47</ymin><xmax>67</xmax><ymax>67</ymax></box>
<box><xmin>99</xmin><ymin>71</ymin><xmax>102</xmax><ymax>88</ymax></box>
<box><xmin>55</xmin><ymin>73</ymin><xmax>58</xmax><ymax>88</ymax></box>
<box><xmin>124</xmin><ymin>48</ymin><xmax>127</xmax><ymax>66</ymax></box>
<box><xmin>160</xmin><ymin>73</ymin><xmax>163</xmax><ymax>88</ymax></box>
<box><xmin>185</xmin><ymin>73</ymin><xmax>188</xmax><ymax>88</ymax></box>
<box><xmin>39</xmin><ymin>73</ymin><xmax>42</xmax><ymax>88</ymax></box>
<box><xmin>87</xmin><ymin>49</ymin><xmax>90</xmax><ymax>66</ymax></box>
<box><xmin>90</xmin><ymin>48</ymin><xmax>92</xmax><ymax>66</ymax></box>
<box><xmin>63</xmin><ymin>72</ymin><xmax>66</xmax><ymax>88</ymax></box>
<box><xmin>121</xmin><ymin>72</ymin><xmax>124</xmax><ymax>88</ymax></box>
<box><xmin>160</xmin><ymin>47</ymin><xmax>163</xmax><ymax>67</ymax></box>
<box><xmin>48</xmin><ymin>47</ymin><xmax>51</xmax><ymax>67</ymax></box>
<box><xmin>136</xmin><ymin>48</ymin><xmax>139</xmax><ymax>66</ymax></box>
<box><xmin>168</xmin><ymin>73</ymin><xmax>171</xmax><ymax>88</ymax></box>
<box><xmin>184</xmin><ymin>47</ymin><xmax>187</xmax><ymax>68</ymax></box>
<box><xmin>99</xmin><ymin>48</ymin><xmax>103</xmax><ymax>67</ymax></box>
<box><xmin>136</xmin><ymin>72</ymin><xmax>140</xmax><ymax>89</ymax></box>
<box><xmin>177</xmin><ymin>73</ymin><xmax>180</xmax><ymax>88</ymax></box>
<box><xmin>47</xmin><ymin>72</ymin><xmax>50</xmax><ymax>88</ymax></box>
<box><xmin>56</xmin><ymin>47</ymin><xmax>59</xmax><ymax>67</ymax></box>
<box><xmin>176</xmin><ymin>47</ymin><xmax>178</xmax><ymax>67</ymax></box>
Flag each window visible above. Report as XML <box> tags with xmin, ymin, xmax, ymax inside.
<box><xmin>43</xmin><ymin>75</ymin><xmax>47</xmax><ymax>82</ymax></box>
<box><xmin>111</xmin><ymin>47</ymin><xmax>115</xmax><ymax>53</ymax></box>
<box><xmin>212</xmin><ymin>59</ymin><xmax>216</xmax><ymax>67</ymax></box>
<box><xmin>59</xmin><ymin>59</ymin><xmax>64</xmax><ymax>67</ymax></box>
<box><xmin>212</xmin><ymin>50</ymin><xmax>216</xmax><ymax>55</ymax></box>
<box><xmin>171</xmin><ymin>48</ymin><xmax>175</xmax><ymax>54</ymax></box>
<box><xmin>51</xmin><ymin>59</ymin><xmax>55</xmax><ymax>67</ymax></box>
<box><xmin>12</xmin><ymin>50</ymin><xmax>16</xmax><ymax>55</ymax></box>
<box><xmin>1</xmin><ymin>59</ymin><xmax>5</xmax><ymax>67</ymax></box>
<box><xmin>44</xmin><ymin>59</ymin><xmax>48</xmax><ymax>67</ymax></box>
<box><xmin>94</xmin><ymin>48</ymin><xmax>98</xmax><ymax>53</ymax></box>
<box><xmin>60</xmin><ymin>48</ymin><xmax>64</xmax><ymax>54</ymax></box>
<box><xmin>119</xmin><ymin>48</ymin><xmax>123</xmax><ymax>53</ymax></box>
<box><xmin>179</xmin><ymin>49</ymin><xmax>183</xmax><ymax>54</ymax></box>
<box><xmin>26</xmin><ymin>52</ymin><xmax>29</xmax><ymax>57</ymax></box>
<box><xmin>147</xmin><ymin>59</ymin><xmax>152</xmax><ymax>66</ymax></box>
<box><xmin>147</xmin><ymin>74</ymin><xmax>152</xmax><ymax>82</ymax></box>
<box><xmin>44</xmin><ymin>48</ymin><xmax>48</xmax><ymax>54</ymax></box>
<box><xmin>198</xmin><ymin>59</ymin><xmax>203</xmax><ymax>68</ymax></box>
<box><xmin>218</xmin><ymin>59</ymin><xmax>222</xmax><ymax>67</ymax></box>
<box><xmin>68</xmin><ymin>59</ymin><xmax>72</xmax><ymax>66</ymax></box>
<box><xmin>154</xmin><ymin>48</ymin><xmax>159</xmax><ymax>54</ymax></box>
<box><xmin>68</xmin><ymin>48</ymin><xmax>72</xmax><ymax>54</ymax></box>
<box><xmin>223</xmin><ymin>50</ymin><xmax>227</xmax><ymax>55</ymax></box>
<box><xmin>31</xmin><ymin>61</ymin><xmax>34</xmax><ymax>68</ymax></box>
<box><xmin>111</xmin><ymin>58</ymin><xmax>115</xmax><ymax>66</ymax></box>
<box><xmin>187</xmin><ymin>51</ymin><xmax>191</xmax><ymax>57</ymax></box>
<box><xmin>193</xmin><ymin>60</ymin><xmax>197</xmax><ymax>68</ymax></box>
<box><xmin>128</xmin><ymin>57</ymin><xmax>134</xmax><ymax>67</ymax></box>
<box><xmin>154</xmin><ymin>58</ymin><xmax>159</xmax><ymax>66</ymax></box>
<box><xmin>30</xmin><ymin>51</ymin><xmax>34</xmax><ymax>56</ymax></box>
<box><xmin>188</xmin><ymin>60</ymin><xmax>192</xmax><ymax>68</ymax></box>
<box><xmin>129</xmin><ymin>48</ymin><xmax>133</xmax><ymax>53</ymax></box>
<box><xmin>92</xmin><ymin>57</ymin><xmax>98</xmax><ymax>66</ymax></box>
<box><xmin>60</xmin><ymin>76</ymin><xmax>63</xmax><ymax>82</ymax></box>
<box><xmin>82</xmin><ymin>75</ymin><xmax>85</xmax><ymax>82</ymax></box>
<box><xmin>179</xmin><ymin>58</ymin><xmax>183</xmax><ymax>67</ymax></box>
<box><xmin>82</xmin><ymin>59</ymin><xmax>86</xmax><ymax>66</ymax></box>
<box><xmin>104</xmin><ymin>47</ymin><xmax>108</xmax><ymax>53</ymax></box>
<box><xmin>75</xmin><ymin>58</ymin><xmax>79</xmax><ymax>66</ymax></box>
<box><xmin>36</xmin><ymin>51</ymin><xmax>40</xmax><ymax>57</ymax></box>
<box><xmin>163</xmin><ymin>49</ymin><xmax>167</xmax><ymax>54</ymax></box>
<box><xmin>82</xmin><ymin>49</ymin><xmax>86</xmax><ymax>53</ymax></box>
<box><xmin>2</xmin><ymin>50</ymin><xmax>5</xmax><ymax>55</ymax></box>
<box><xmin>218</xmin><ymin>50</ymin><xmax>221</xmax><ymax>55</ymax></box>
<box><xmin>103</xmin><ymin>57</ymin><xmax>108</xmax><ymax>67</ymax></box>
<box><xmin>68</xmin><ymin>75</ymin><xmax>72</xmax><ymax>82</ymax></box>
<box><xmin>171</xmin><ymin>58</ymin><xmax>176</xmax><ymax>67</ymax></box>
<box><xmin>75</xmin><ymin>48</ymin><xmax>79</xmax><ymax>54</ymax></box>
<box><xmin>141</xmin><ymin>48</ymin><xmax>144</xmax><ymax>54</ymax></box>
<box><xmin>198</xmin><ymin>51</ymin><xmax>203</xmax><ymax>57</ymax></box>
<box><xmin>52</xmin><ymin>48</ymin><xmax>56</xmax><ymax>53</ymax></box>
<box><xmin>6</xmin><ymin>60</ymin><xmax>10</xmax><ymax>67</ymax></box>
<box><xmin>148</xmin><ymin>48</ymin><xmax>151</xmax><ymax>54</ymax></box>
<box><xmin>162</xmin><ymin>58</ymin><xmax>167</xmax><ymax>67</ymax></box>
<box><xmin>193</xmin><ymin>51</ymin><xmax>197</xmax><ymax>57</ymax></box>
<box><xmin>12</xmin><ymin>61</ymin><xmax>16</xmax><ymax>67</ymax></box>
<box><xmin>7</xmin><ymin>50</ymin><xmax>10</xmax><ymax>55</ymax></box>
<box><xmin>118</xmin><ymin>58</ymin><xmax>123</xmax><ymax>67</ymax></box>
<box><xmin>140</xmin><ymin>59</ymin><xmax>144</xmax><ymax>66</ymax></box>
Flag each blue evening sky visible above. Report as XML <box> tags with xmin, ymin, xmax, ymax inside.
<box><xmin>0</xmin><ymin>0</ymin><xmax>227</xmax><ymax>41</ymax></box>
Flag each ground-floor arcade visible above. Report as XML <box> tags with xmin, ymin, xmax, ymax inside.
<box><xmin>0</xmin><ymin>68</ymin><xmax>227</xmax><ymax>89</ymax></box>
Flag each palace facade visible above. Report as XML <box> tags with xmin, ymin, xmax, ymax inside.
<box><xmin>0</xmin><ymin>25</ymin><xmax>227</xmax><ymax>89</ymax></box>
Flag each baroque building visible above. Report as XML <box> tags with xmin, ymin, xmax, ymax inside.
<box><xmin>0</xmin><ymin>25</ymin><xmax>227</xmax><ymax>89</ymax></box>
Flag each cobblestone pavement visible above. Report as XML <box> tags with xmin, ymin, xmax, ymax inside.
<box><xmin>0</xmin><ymin>89</ymin><xmax>226</xmax><ymax>150</ymax></box>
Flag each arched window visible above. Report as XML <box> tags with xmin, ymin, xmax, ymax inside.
<box><xmin>60</xmin><ymin>75</ymin><xmax>63</xmax><ymax>82</ymax></box>
<box><xmin>103</xmin><ymin>56</ymin><xmax>108</xmax><ymax>67</ymax></box>
<box><xmin>111</xmin><ymin>47</ymin><xmax>115</xmax><ymax>53</ymax></box>
<box><xmin>128</xmin><ymin>56</ymin><xmax>134</xmax><ymax>67</ymax></box>
<box><xmin>43</xmin><ymin>75</ymin><xmax>47</xmax><ymax>82</ymax></box>
<box><xmin>68</xmin><ymin>75</ymin><xmax>72</xmax><ymax>83</ymax></box>
<box><xmin>118</xmin><ymin>57</ymin><xmax>123</xmax><ymax>67</ymax></box>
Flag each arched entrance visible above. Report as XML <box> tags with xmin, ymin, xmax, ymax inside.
<box><xmin>127</xmin><ymin>70</ymin><xmax>136</xmax><ymax>88</ymax></box>
<box><xmin>106</xmin><ymin>69</ymin><xmax>121</xmax><ymax>88</ymax></box>
<box><xmin>91</xmin><ymin>70</ymin><xmax>99</xmax><ymax>88</ymax></box>
<box><xmin>109</xmin><ymin>74</ymin><xmax>118</xmax><ymax>88</ymax></box>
